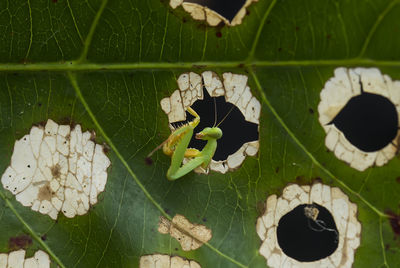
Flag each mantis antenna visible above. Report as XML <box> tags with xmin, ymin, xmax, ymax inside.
<box><xmin>212</xmin><ymin>97</ymin><xmax>217</xmax><ymax>127</ymax></box>
<box><xmin>216</xmin><ymin>104</ymin><xmax>236</xmax><ymax>128</ymax></box>
<box><xmin>146</xmin><ymin>138</ymin><xmax>169</xmax><ymax>159</ymax></box>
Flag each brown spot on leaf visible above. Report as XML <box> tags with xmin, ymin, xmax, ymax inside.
<box><xmin>90</xmin><ymin>131</ymin><xmax>96</xmax><ymax>142</ymax></box>
<box><xmin>386</xmin><ymin>210</ymin><xmax>400</xmax><ymax>238</ymax></box>
<box><xmin>51</xmin><ymin>164</ymin><xmax>61</xmax><ymax>178</ymax></box>
<box><xmin>38</xmin><ymin>184</ymin><xmax>52</xmax><ymax>201</ymax></box>
<box><xmin>145</xmin><ymin>157</ymin><xmax>153</xmax><ymax>165</ymax></box>
<box><xmin>295</xmin><ymin>175</ymin><xmax>306</xmax><ymax>184</ymax></box>
<box><xmin>8</xmin><ymin>235</ymin><xmax>32</xmax><ymax>250</ymax></box>
<box><xmin>102</xmin><ymin>143</ymin><xmax>111</xmax><ymax>154</ymax></box>
<box><xmin>256</xmin><ymin>201</ymin><xmax>266</xmax><ymax>216</ymax></box>
<box><xmin>312</xmin><ymin>177</ymin><xmax>323</xmax><ymax>184</ymax></box>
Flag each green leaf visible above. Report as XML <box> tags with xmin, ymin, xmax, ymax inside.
<box><xmin>1</xmin><ymin>0</ymin><xmax>400</xmax><ymax>267</ymax></box>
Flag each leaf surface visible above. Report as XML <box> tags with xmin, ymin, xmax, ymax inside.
<box><xmin>0</xmin><ymin>0</ymin><xmax>400</xmax><ymax>267</ymax></box>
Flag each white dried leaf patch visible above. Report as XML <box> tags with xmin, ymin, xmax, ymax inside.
<box><xmin>318</xmin><ymin>67</ymin><xmax>400</xmax><ymax>171</ymax></box>
<box><xmin>256</xmin><ymin>183</ymin><xmax>361</xmax><ymax>268</ymax></box>
<box><xmin>160</xmin><ymin>71</ymin><xmax>260</xmax><ymax>174</ymax></box>
<box><xmin>140</xmin><ymin>254</ymin><xmax>201</xmax><ymax>268</ymax></box>
<box><xmin>158</xmin><ymin>214</ymin><xmax>212</xmax><ymax>251</ymax></box>
<box><xmin>1</xmin><ymin>119</ymin><xmax>111</xmax><ymax>220</ymax></box>
<box><xmin>169</xmin><ymin>0</ymin><xmax>258</xmax><ymax>26</ymax></box>
<box><xmin>0</xmin><ymin>249</ymin><xmax>50</xmax><ymax>268</ymax></box>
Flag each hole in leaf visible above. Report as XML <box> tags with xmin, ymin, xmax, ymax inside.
<box><xmin>184</xmin><ymin>0</ymin><xmax>247</xmax><ymax>22</ymax></box>
<box><xmin>330</xmin><ymin>92</ymin><xmax>398</xmax><ymax>152</ymax></box>
<box><xmin>171</xmin><ymin>87</ymin><xmax>258</xmax><ymax>160</ymax></box>
<box><xmin>277</xmin><ymin>203</ymin><xmax>339</xmax><ymax>262</ymax></box>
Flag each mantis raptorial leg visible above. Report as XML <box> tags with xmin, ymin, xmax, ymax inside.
<box><xmin>148</xmin><ymin>106</ymin><xmax>223</xmax><ymax>180</ymax></box>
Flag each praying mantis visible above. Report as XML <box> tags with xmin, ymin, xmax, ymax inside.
<box><xmin>147</xmin><ymin>103</ymin><xmax>231</xmax><ymax>180</ymax></box>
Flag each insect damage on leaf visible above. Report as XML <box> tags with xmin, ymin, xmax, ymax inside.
<box><xmin>8</xmin><ymin>235</ymin><xmax>32</xmax><ymax>251</ymax></box>
<box><xmin>386</xmin><ymin>210</ymin><xmax>400</xmax><ymax>238</ymax></box>
<box><xmin>140</xmin><ymin>254</ymin><xmax>201</xmax><ymax>268</ymax></box>
<box><xmin>256</xmin><ymin>183</ymin><xmax>361</xmax><ymax>268</ymax></box>
<box><xmin>1</xmin><ymin>119</ymin><xmax>111</xmax><ymax>220</ymax></box>
<box><xmin>0</xmin><ymin>249</ymin><xmax>50</xmax><ymax>268</ymax></box>
<box><xmin>158</xmin><ymin>214</ymin><xmax>212</xmax><ymax>251</ymax></box>
<box><xmin>169</xmin><ymin>0</ymin><xmax>258</xmax><ymax>26</ymax></box>
<box><xmin>318</xmin><ymin>67</ymin><xmax>400</xmax><ymax>171</ymax></box>
<box><xmin>160</xmin><ymin>71</ymin><xmax>260</xmax><ymax>174</ymax></box>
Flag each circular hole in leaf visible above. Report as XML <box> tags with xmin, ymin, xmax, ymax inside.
<box><xmin>184</xmin><ymin>0</ymin><xmax>247</xmax><ymax>22</ymax></box>
<box><xmin>330</xmin><ymin>92</ymin><xmax>398</xmax><ymax>152</ymax></box>
<box><xmin>171</xmin><ymin>87</ymin><xmax>258</xmax><ymax>160</ymax></box>
<box><xmin>277</xmin><ymin>203</ymin><xmax>339</xmax><ymax>262</ymax></box>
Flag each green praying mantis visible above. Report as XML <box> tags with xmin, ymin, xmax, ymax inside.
<box><xmin>147</xmin><ymin>101</ymin><xmax>233</xmax><ymax>181</ymax></box>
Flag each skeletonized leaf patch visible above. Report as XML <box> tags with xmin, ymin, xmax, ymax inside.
<box><xmin>158</xmin><ymin>214</ymin><xmax>212</xmax><ymax>251</ymax></box>
<box><xmin>0</xmin><ymin>249</ymin><xmax>51</xmax><ymax>268</ymax></box>
<box><xmin>318</xmin><ymin>67</ymin><xmax>400</xmax><ymax>171</ymax></box>
<box><xmin>140</xmin><ymin>254</ymin><xmax>201</xmax><ymax>268</ymax></box>
<box><xmin>1</xmin><ymin>119</ymin><xmax>111</xmax><ymax>219</ymax></box>
<box><xmin>160</xmin><ymin>71</ymin><xmax>260</xmax><ymax>174</ymax></box>
<box><xmin>169</xmin><ymin>0</ymin><xmax>258</xmax><ymax>26</ymax></box>
<box><xmin>256</xmin><ymin>183</ymin><xmax>361</xmax><ymax>268</ymax></box>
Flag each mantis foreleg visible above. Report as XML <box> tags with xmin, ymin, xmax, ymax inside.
<box><xmin>158</xmin><ymin>106</ymin><xmax>221</xmax><ymax>180</ymax></box>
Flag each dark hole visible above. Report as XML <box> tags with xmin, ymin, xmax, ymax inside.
<box><xmin>330</xmin><ymin>89</ymin><xmax>398</xmax><ymax>152</ymax></box>
<box><xmin>184</xmin><ymin>0</ymin><xmax>247</xmax><ymax>22</ymax></box>
<box><xmin>171</xmin><ymin>86</ymin><xmax>259</xmax><ymax>161</ymax></box>
<box><xmin>27</xmin><ymin>165</ymin><xmax>30</xmax><ymax>168</ymax></box>
<box><xmin>277</xmin><ymin>203</ymin><xmax>339</xmax><ymax>262</ymax></box>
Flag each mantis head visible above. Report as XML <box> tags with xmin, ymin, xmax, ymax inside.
<box><xmin>195</xmin><ymin>127</ymin><xmax>223</xmax><ymax>140</ymax></box>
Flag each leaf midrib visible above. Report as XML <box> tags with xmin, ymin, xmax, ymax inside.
<box><xmin>1</xmin><ymin>59</ymin><xmax>400</xmax><ymax>72</ymax></box>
